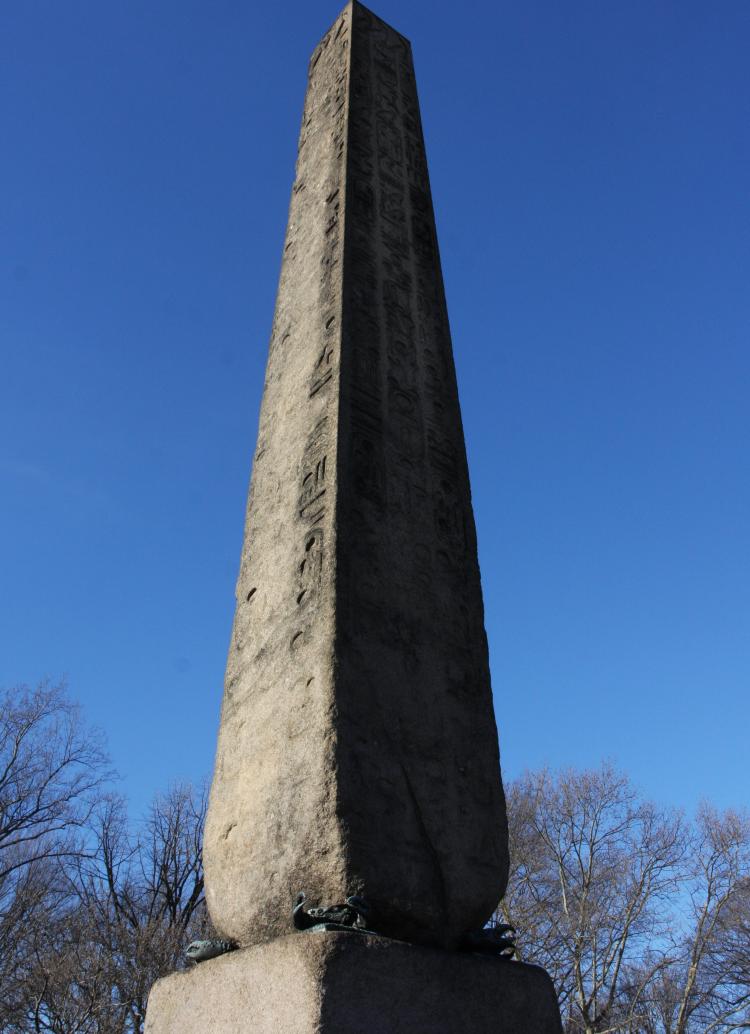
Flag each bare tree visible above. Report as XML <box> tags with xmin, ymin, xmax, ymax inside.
<box><xmin>1</xmin><ymin>682</ymin><xmax>207</xmax><ymax>1033</ymax></box>
<box><xmin>496</xmin><ymin>765</ymin><xmax>685</xmax><ymax>1034</ymax></box>
<box><xmin>0</xmin><ymin>681</ymin><xmax>109</xmax><ymax>870</ymax></box>
<box><xmin>0</xmin><ymin>681</ymin><xmax>111</xmax><ymax>1030</ymax></box>
<box><xmin>627</xmin><ymin>805</ymin><xmax>750</xmax><ymax>1034</ymax></box>
<box><xmin>12</xmin><ymin>785</ymin><xmax>207</xmax><ymax>1034</ymax></box>
<box><xmin>61</xmin><ymin>784</ymin><xmax>209</xmax><ymax>1034</ymax></box>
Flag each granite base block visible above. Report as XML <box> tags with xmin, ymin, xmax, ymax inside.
<box><xmin>144</xmin><ymin>932</ymin><xmax>562</xmax><ymax>1034</ymax></box>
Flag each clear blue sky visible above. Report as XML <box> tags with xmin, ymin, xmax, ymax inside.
<box><xmin>2</xmin><ymin>1</ymin><xmax>748</xmax><ymax>820</ymax></box>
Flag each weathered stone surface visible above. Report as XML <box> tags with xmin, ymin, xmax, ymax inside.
<box><xmin>203</xmin><ymin>0</ymin><xmax>508</xmax><ymax>950</ymax></box>
<box><xmin>145</xmin><ymin>933</ymin><xmax>563</xmax><ymax>1034</ymax></box>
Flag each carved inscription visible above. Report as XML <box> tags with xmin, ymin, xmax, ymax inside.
<box><xmin>288</xmin><ymin>10</ymin><xmax>349</xmax><ymax>627</ymax></box>
<box><xmin>299</xmin><ymin>418</ymin><xmax>328</xmax><ymax>525</ymax></box>
<box><xmin>296</xmin><ymin>528</ymin><xmax>324</xmax><ymax>608</ymax></box>
<box><xmin>340</xmin><ymin>7</ymin><xmax>492</xmax><ymax>747</ymax></box>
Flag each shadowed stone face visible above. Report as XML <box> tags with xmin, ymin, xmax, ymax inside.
<box><xmin>203</xmin><ymin>1</ymin><xmax>509</xmax><ymax>950</ymax></box>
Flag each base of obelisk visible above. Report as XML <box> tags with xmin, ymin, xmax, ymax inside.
<box><xmin>144</xmin><ymin>932</ymin><xmax>563</xmax><ymax>1034</ymax></box>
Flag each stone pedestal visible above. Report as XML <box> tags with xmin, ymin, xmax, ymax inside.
<box><xmin>144</xmin><ymin>933</ymin><xmax>562</xmax><ymax>1034</ymax></box>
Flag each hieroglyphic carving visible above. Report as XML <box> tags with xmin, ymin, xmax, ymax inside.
<box><xmin>345</xmin><ymin>5</ymin><xmax>437</xmax><ymax>626</ymax></box>
<box><xmin>310</xmin><ymin>340</ymin><xmax>335</xmax><ymax>398</ymax></box>
<box><xmin>299</xmin><ymin>418</ymin><xmax>328</xmax><ymax>525</ymax></box>
<box><xmin>291</xmin><ymin>10</ymin><xmax>350</xmax><ymax>624</ymax></box>
<box><xmin>337</xmin><ymin>22</ymin><xmax>506</xmax><ymax>919</ymax></box>
<box><xmin>296</xmin><ymin>527</ymin><xmax>324</xmax><ymax>609</ymax></box>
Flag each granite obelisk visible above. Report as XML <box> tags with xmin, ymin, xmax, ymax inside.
<box><xmin>146</xmin><ymin>4</ymin><xmax>563</xmax><ymax>1031</ymax></box>
<box><xmin>203</xmin><ymin>0</ymin><xmax>507</xmax><ymax>950</ymax></box>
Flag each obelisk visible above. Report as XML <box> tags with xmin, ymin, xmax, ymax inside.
<box><xmin>203</xmin><ymin>0</ymin><xmax>506</xmax><ymax>950</ymax></box>
<box><xmin>145</xmin><ymin>4</ymin><xmax>563</xmax><ymax>1031</ymax></box>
